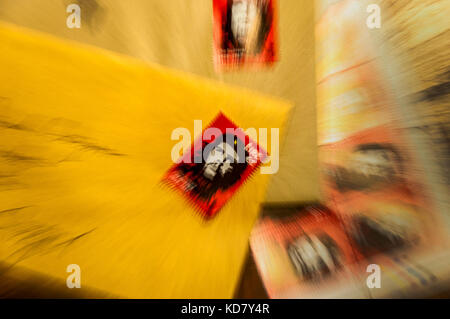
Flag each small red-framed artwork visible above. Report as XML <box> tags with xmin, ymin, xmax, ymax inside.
<box><xmin>162</xmin><ymin>112</ymin><xmax>267</xmax><ymax>218</ymax></box>
<box><xmin>213</xmin><ymin>0</ymin><xmax>278</xmax><ymax>70</ymax></box>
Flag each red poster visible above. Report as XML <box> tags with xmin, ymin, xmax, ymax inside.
<box><xmin>163</xmin><ymin>112</ymin><xmax>267</xmax><ymax>218</ymax></box>
<box><xmin>250</xmin><ymin>205</ymin><xmax>363</xmax><ymax>298</ymax></box>
<box><xmin>213</xmin><ymin>0</ymin><xmax>277</xmax><ymax>70</ymax></box>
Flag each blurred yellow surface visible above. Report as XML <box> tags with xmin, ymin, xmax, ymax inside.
<box><xmin>0</xmin><ymin>22</ymin><xmax>290</xmax><ymax>298</ymax></box>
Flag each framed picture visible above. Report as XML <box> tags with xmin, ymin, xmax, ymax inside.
<box><xmin>213</xmin><ymin>0</ymin><xmax>277</xmax><ymax>70</ymax></box>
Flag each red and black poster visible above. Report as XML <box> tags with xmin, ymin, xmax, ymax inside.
<box><xmin>163</xmin><ymin>113</ymin><xmax>267</xmax><ymax>218</ymax></box>
<box><xmin>213</xmin><ymin>0</ymin><xmax>277</xmax><ymax>70</ymax></box>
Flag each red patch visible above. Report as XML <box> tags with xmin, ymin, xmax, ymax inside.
<box><xmin>213</xmin><ymin>0</ymin><xmax>277</xmax><ymax>70</ymax></box>
<box><xmin>163</xmin><ymin>112</ymin><xmax>267</xmax><ymax>218</ymax></box>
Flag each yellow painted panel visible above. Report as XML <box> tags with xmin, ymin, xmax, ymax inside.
<box><xmin>0</xmin><ymin>22</ymin><xmax>291</xmax><ymax>298</ymax></box>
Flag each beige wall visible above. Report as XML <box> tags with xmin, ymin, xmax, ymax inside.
<box><xmin>0</xmin><ymin>0</ymin><xmax>320</xmax><ymax>203</ymax></box>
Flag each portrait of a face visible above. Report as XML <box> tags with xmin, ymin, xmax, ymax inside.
<box><xmin>231</xmin><ymin>0</ymin><xmax>258</xmax><ymax>48</ymax></box>
<box><xmin>213</xmin><ymin>0</ymin><xmax>276</xmax><ymax>68</ymax></box>
<box><xmin>163</xmin><ymin>113</ymin><xmax>265</xmax><ymax>218</ymax></box>
<box><xmin>174</xmin><ymin>133</ymin><xmax>249</xmax><ymax>206</ymax></box>
<box><xmin>203</xmin><ymin>141</ymin><xmax>242</xmax><ymax>180</ymax></box>
<box><xmin>288</xmin><ymin>233</ymin><xmax>343</xmax><ymax>282</ymax></box>
<box><xmin>349</xmin><ymin>146</ymin><xmax>402</xmax><ymax>179</ymax></box>
<box><xmin>349</xmin><ymin>203</ymin><xmax>421</xmax><ymax>257</ymax></box>
<box><xmin>326</xmin><ymin>144</ymin><xmax>404</xmax><ymax>192</ymax></box>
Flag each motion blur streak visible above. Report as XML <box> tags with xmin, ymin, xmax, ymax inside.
<box><xmin>0</xmin><ymin>0</ymin><xmax>449</xmax><ymax>299</ymax></box>
<box><xmin>315</xmin><ymin>0</ymin><xmax>449</xmax><ymax>297</ymax></box>
<box><xmin>0</xmin><ymin>20</ymin><xmax>290</xmax><ymax>297</ymax></box>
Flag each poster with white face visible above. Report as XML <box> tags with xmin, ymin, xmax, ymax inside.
<box><xmin>213</xmin><ymin>0</ymin><xmax>277</xmax><ymax>70</ymax></box>
<box><xmin>314</xmin><ymin>0</ymin><xmax>450</xmax><ymax>298</ymax></box>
